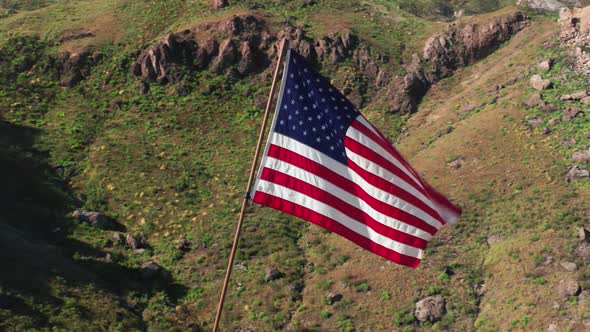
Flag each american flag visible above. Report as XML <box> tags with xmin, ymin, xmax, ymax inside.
<box><xmin>251</xmin><ymin>49</ymin><xmax>461</xmax><ymax>268</ymax></box>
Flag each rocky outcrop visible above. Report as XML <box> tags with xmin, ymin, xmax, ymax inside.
<box><xmin>132</xmin><ymin>14</ymin><xmax>387</xmax><ymax>105</ymax></box>
<box><xmin>72</xmin><ymin>210</ymin><xmax>111</xmax><ymax>229</ymax></box>
<box><xmin>132</xmin><ymin>15</ymin><xmax>272</xmax><ymax>84</ymax></box>
<box><xmin>53</xmin><ymin>48</ymin><xmax>99</xmax><ymax>87</ymax></box>
<box><xmin>386</xmin><ymin>12</ymin><xmax>527</xmax><ymax>113</ymax></box>
<box><xmin>559</xmin><ymin>6</ymin><xmax>590</xmax><ymax>75</ymax></box>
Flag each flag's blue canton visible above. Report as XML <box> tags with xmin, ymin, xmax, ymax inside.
<box><xmin>274</xmin><ymin>51</ymin><xmax>361</xmax><ymax>164</ymax></box>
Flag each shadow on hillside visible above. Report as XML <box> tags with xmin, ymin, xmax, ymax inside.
<box><xmin>0</xmin><ymin>120</ymin><xmax>187</xmax><ymax>325</ymax></box>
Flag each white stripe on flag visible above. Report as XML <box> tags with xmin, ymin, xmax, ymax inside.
<box><xmin>262</xmin><ymin>156</ymin><xmax>433</xmax><ymax>241</ymax></box>
<box><xmin>255</xmin><ymin>179</ymin><xmax>424</xmax><ymax>258</ymax></box>
<box><xmin>268</xmin><ymin>133</ymin><xmax>444</xmax><ymax>230</ymax></box>
<box><xmin>348</xmin><ymin>120</ymin><xmax>426</xmax><ymax>191</ymax></box>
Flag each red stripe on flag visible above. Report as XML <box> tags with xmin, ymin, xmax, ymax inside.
<box><xmin>343</xmin><ymin>151</ymin><xmax>445</xmax><ymax>226</ymax></box>
<box><xmin>352</xmin><ymin>119</ymin><xmax>462</xmax><ymax>217</ymax></box>
<box><xmin>260</xmin><ymin>167</ymin><xmax>428</xmax><ymax>249</ymax></box>
<box><xmin>267</xmin><ymin>144</ymin><xmax>439</xmax><ymax>234</ymax></box>
<box><xmin>252</xmin><ymin>191</ymin><xmax>421</xmax><ymax>268</ymax></box>
<box><xmin>344</xmin><ymin>137</ymin><xmax>447</xmax><ymax>224</ymax></box>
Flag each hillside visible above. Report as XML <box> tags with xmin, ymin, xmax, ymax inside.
<box><xmin>1</xmin><ymin>0</ymin><xmax>589</xmax><ymax>331</ymax></box>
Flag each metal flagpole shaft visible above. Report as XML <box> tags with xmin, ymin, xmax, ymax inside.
<box><xmin>212</xmin><ymin>38</ymin><xmax>288</xmax><ymax>332</ymax></box>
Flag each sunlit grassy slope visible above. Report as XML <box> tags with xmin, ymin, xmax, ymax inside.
<box><xmin>1</xmin><ymin>0</ymin><xmax>589</xmax><ymax>331</ymax></box>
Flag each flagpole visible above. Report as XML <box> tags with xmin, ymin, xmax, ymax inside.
<box><xmin>212</xmin><ymin>38</ymin><xmax>288</xmax><ymax>332</ymax></box>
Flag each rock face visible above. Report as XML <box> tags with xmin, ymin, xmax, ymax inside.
<box><xmin>54</xmin><ymin>48</ymin><xmax>98</xmax><ymax>87</ymax></box>
<box><xmin>386</xmin><ymin>12</ymin><xmax>527</xmax><ymax>113</ymax></box>
<box><xmin>560</xmin><ymin>6</ymin><xmax>590</xmax><ymax>75</ymax></box>
<box><xmin>72</xmin><ymin>210</ymin><xmax>111</xmax><ymax>229</ymax></box>
<box><xmin>132</xmin><ymin>14</ymin><xmax>386</xmax><ymax>105</ymax></box>
<box><xmin>133</xmin><ymin>12</ymin><xmax>525</xmax><ymax>111</ymax></box>
<box><xmin>415</xmin><ymin>295</ymin><xmax>446</xmax><ymax>322</ymax></box>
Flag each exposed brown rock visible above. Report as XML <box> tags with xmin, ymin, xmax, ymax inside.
<box><xmin>536</xmin><ymin>58</ymin><xmax>555</xmax><ymax>72</ymax></box>
<box><xmin>562</xmin><ymin>107</ymin><xmax>582</xmax><ymax>122</ymax></box>
<box><xmin>567</xmin><ymin>165</ymin><xmax>590</xmax><ymax>181</ymax></box>
<box><xmin>529</xmin><ymin>74</ymin><xmax>552</xmax><ymax>90</ymax></box>
<box><xmin>560</xmin><ymin>261</ymin><xmax>577</xmax><ymax>271</ymax></box>
<box><xmin>72</xmin><ymin>210</ymin><xmax>111</xmax><ymax>229</ymax></box>
<box><xmin>573</xmin><ymin>149</ymin><xmax>590</xmax><ymax>163</ymax></box>
<box><xmin>212</xmin><ymin>0</ymin><xmax>229</xmax><ymax>9</ymax></box>
<box><xmin>447</xmin><ymin>159</ymin><xmax>464</xmax><ymax>170</ymax></box>
<box><xmin>58</xmin><ymin>29</ymin><xmax>95</xmax><ymax>44</ymax></box>
<box><xmin>524</xmin><ymin>93</ymin><xmax>544</xmax><ymax>107</ymax></box>
<box><xmin>528</xmin><ymin>118</ymin><xmax>544</xmax><ymax>127</ymax></box>
<box><xmin>56</xmin><ymin>48</ymin><xmax>97</xmax><ymax>87</ymax></box>
<box><xmin>415</xmin><ymin>295</ymin><xmax>446</xmax><ymax>323</ymax></box>
<box><xmin>560</xmin><ymin>6</ymin><xmax>590</xmax><ymax>75</ymax></box>
<box><xmin>326</xmin><ymin>293</ymin><xmax>343</xmax><ymax>304</ymax></box>
<box><xmin>576</xmin><ymin>242</ymin><xmax>590</xmax><ymax>260</ymax></box>
<box><xmin>265</xmin><ymin>268</ymin><xmax>283</xmax><ymax>281</ymax></box>
<box><xmin>557</xmin><ymin>279</ymin><xmax>581</xmax><ymax>299</ymax></box>
<box><xmin>387</xmin><ymin>12</ymin><xmax>527</xmax><ymax>114</ymax></box>
<box><xmin>540</xmin><ymin>103</ymin><xmax>558</xmax><ymax>113</ymax></box>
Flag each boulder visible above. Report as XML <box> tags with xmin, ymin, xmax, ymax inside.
<box><xmin>415</xmin><ymin>295</ymin><xmax>446</xmax><ymax>323</ymax></box>
<box><xmin>566</xmin><ymin>166</ymin><xmax>589</xmax><ymax>181</ymax></box>
<box><xmin>212</xmin><ymin>0</ymin><xmax>229</xmax><ymax>9</ymax></box>
<box><xmin>524</xmin><ymin>93</ymin><xmax>544</xmax><ymax>107</ymax></box>
<box><xmin>570</xmin><ymin>90</ymin><xmax>588</xmax><ymax>100</ymax></box>
<box><xmin>540</xmin><ymin>103</ymin><xmax>557</xmax><ymax>113</ymax></box>
<box><xmin>560</xmin><ymin>261</ymin><xmax>577</xmax><ymax>271</ymax></box>
<box><xmin>326</xmin><ymin>293</ymin><xmax>343</xmax><ymax>304</ymax></box>
<box><xmin>572</xmin><ymin>149</ymin><xmax>590</xmax><ymax>163</ymax></box>
<box><xmin>562</xmin><ymin>107</ymin><xmax>582</xmax><ymax>122</ymax></box>
<box><xmin>576</xmin><ymin>227</ymin><xmax>590</xmax><ymax>241</ymax></box>
<box><xmin>576</xmin><ymin>242</ymin><xmax>590</xmax><ymax>260</ymax></box>
<box><xmin>126</xmin><ymin>233</ymin><xmax>145</xmax><ymax>250</ymax></box>
<box><xmin>548</xmin><ymin>118</ymin><xmax>560</xmax><ymax>126</ymax></box>
<box><xmin>529</xmin><ymin>74</ymin><xmax>552</xmax><ymax>90</ymax></box>
<box><xmin>557</xmin><ymin>279</ymin><xmax>580</xmax><ymax>299</ymax></box>
<box><xmin>265</xmin><ymin>268</ymin><xmax>283</xmax><ymax>281</ymax></box>
<box><xmin>536</xmin><ymin>59</ymin><xmax>554</xmax><ymax>72</ymax></box>
<box><xmin>72</xmin><ymin>210</ymin><xmax>111</xmax><ymax>229</ymax></box>
<box><xmin>447</xmin><ymin>159</ymin><xmax>464</xmax><ymax>170</ymax></box>
<box><xmin>528</xmin><ymin>118</ymin><xmax>544</xmax><ymax>127</ymax></box>
<box><xmin>581</xmin><ymin>96</ymin><xmax>590</xmax><ymax>105</ymax></box>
